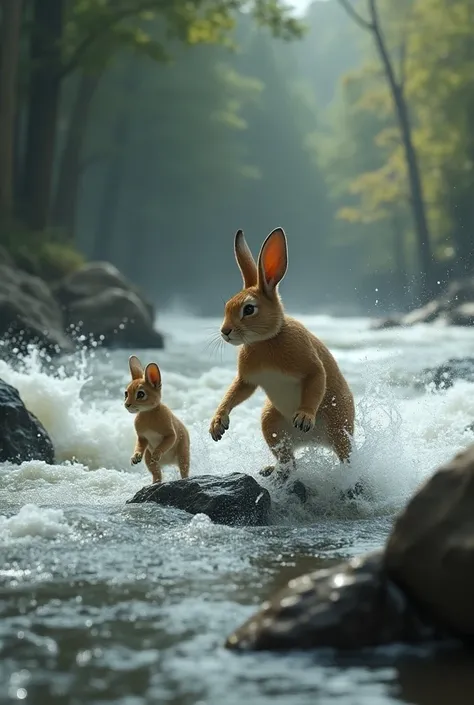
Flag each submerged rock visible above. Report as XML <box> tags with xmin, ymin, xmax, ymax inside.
<box><xmin>226</xmin><ymin>551</ymin><xmax>440</xmax><ymax>651</ymax></box>
<box><xmin>417</xmin><ymin>357</ymin><xmax>474</xmax><ymax>390</ymax></box>
<box><xmin>385</xmin><ymin>444</ymin><xmax>474</xmax><ymax>640</ymax></box>
<box><xmin>127</xmin><ymin>472</ymin><xmax>271</xmax><ymax>526</ymax></box>
<box><xmin>0</xmin><ymin>379</ymin><xmax>55</xmax><ymax>464</ymax></box>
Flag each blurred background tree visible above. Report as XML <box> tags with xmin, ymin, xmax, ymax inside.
<box><xmin>1</xmin><ymin>0</ymin><xmax>473</xmax><ymax>314</ymax></box>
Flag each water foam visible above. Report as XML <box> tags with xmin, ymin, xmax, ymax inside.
<box><xmin>0</xmin><ymin>503</ymin><xmax>71</xmax><ymax>541</ymax></box>
<box><xmin>0</xmin><ymin>314</ymin><xmax>473</xmax><ymax>523</ymax></box>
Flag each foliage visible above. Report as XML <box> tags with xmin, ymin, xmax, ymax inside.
<box><xmin>312</xmin><ymin>0</ymin><xmax>474</xmax><ymax>302</ymax></box>
<box><xmin>72</xmin><ymin>15</ymin><xmax>333</xmax><ymax>309</ymax></box>
<box><xmin>4</xmin><ymin>0</ymin><xmax>474</xmax><ymax>313</ymax></box>
<box><xmin>60</xmin><ymin>0</ymin><xmax>304</xmax><ymax>76</ymax></box>
<box><xmin>0</xmin><ymin>222</ymin><xmax>84</xmax><ymax>281</ymax></box>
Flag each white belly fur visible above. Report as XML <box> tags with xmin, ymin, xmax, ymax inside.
<box><xmin>247</xmin><ymin>369</ymin><xmax>330</xmax><ymax>447</ymax></box>
<box><xmin>249</xmin><ymin>370</ymin><xmax>301</xmax><ymax>418</ymax></box>
<box><xmin>144</xmin><ymin>430</ymin><xmax>176</xmax><ymax>463</ymax></box>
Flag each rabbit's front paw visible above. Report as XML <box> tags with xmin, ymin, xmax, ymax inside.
<box><xmin>293</xmin><ymin>410</ymin><xmax>315</xmax><ymax>433</ymax></box>
<box><xmin>131</xmin><ymin>452</ymin><xmax>143</xmax><ymax>465</ymax></box>
<box><xmin>209</xmin><ymin>412</ymin><xmax>229</xmax><ymax>441</ymax></box>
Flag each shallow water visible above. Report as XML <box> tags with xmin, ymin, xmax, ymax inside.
<box><xmin>1</xmin><ymin>313</ymin><xmax>473</xmax><ymax>704</ymax></box>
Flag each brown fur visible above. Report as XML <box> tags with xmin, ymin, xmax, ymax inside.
<box><xmin>125</xmin><ymin>355</ymin><xmax>190</xmax><ymax>483</ymax></box>
<box><xmin>209</xmin><ymin>227</ymin><xmax>355</xmax><ymax>479</ymax></box>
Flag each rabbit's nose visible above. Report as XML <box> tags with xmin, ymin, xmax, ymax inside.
<box><xmin>221</xmin><ymin>327</ymin><xmax>232</xmax><ymax>337</ymax></box>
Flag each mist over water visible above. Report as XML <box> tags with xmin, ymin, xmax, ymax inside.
<box><xmin>1</xmin><ymin>311</ymin><xmax>474</xmax><ymax>703</ymax></box>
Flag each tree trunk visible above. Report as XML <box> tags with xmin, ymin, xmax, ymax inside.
<box><xmin>53</xmin><ymin>72</ymin><xmax>101</xmax><ymax>233</ymax></box>
<box><xmin>21</xmin><ymin>0</ymin><xmax>63</xmax><ymax>231</ymax></box>
<box><xmin>337</xmin><ymin>0</ymin><xmax>435</xmax><ymax>303</ymax></box>
<box><xmin>367</xmin><ymin>0</ymin><xmax>434</xmax><ymax>302</ymax></box>
<box><xmin>391</xmin><ymin>212</ymin><xmax>409</xmax><ymax>309</ymax></box>
<box><xmin>93</xmin><ymin>112</ymin><xmax>132</xmax><ymax>261</ymax></box>
<box><xmin>448</xmin><ymin>197</ymin><xmax>474</xmax><ymax>276</ymax></box>
<box><xmin>0</xmin><ymin>0</ymin><xmax>23</xmax><ymax>214</ymax></box>
<box><xmin>92</xmin><ymin>65</ymin><xmax>138</xmax><ymax>262</ymax></box>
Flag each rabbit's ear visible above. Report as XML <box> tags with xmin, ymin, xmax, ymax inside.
<box><xmin>257</xmin><ymin>227</ymin><xmax>288</xmax><ymax>296</ymax></box>
<box><xmin>234</xmin><ymin>229</ymin><xmax>257</xmax><ymax>288</ymax></box>
<box><xmin>129</xmin><ymin>355</ymin><xmax>144</xmax><ymax>380</ymax></box>
<box><xmin>145</xmin><ymin>362</ymin><xmax>161</xmax><ymax>388</ymax></box>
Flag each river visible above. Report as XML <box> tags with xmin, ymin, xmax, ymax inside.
<box><xmin>1</xmin><ymin>312</ymin><xmax>473</xmax><ymax>703</ymax></box>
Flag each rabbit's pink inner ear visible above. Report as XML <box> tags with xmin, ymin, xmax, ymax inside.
<box><xmin>258</xmin><ymin>227</ymin><xmax>288</xmax><ymax>293</ymax></box>
<box><xmin>145</xmin><ymin>363</ymin><xmax>161</xmax><ymax>387</ymax></box>
<box><xmin>234</xmin><ymin>229</ymin><xmax>257</xmax><ymax>288</ymax></box>
<box><xmin>129</xmin><ymin>355</ymin><xmax>144</xmax><ymax>380</ymax></box>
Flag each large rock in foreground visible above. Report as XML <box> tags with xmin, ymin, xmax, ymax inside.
<box><xmin>0</xmin><ymin>263</ymin><xmax>73</xmax><ymax>355</ymax></box>
<box><xmin>0</xmin><ymin>379</ymin><xmax>55</xmax><ymax>464</ymax></box>
<box><xmin>385</xmin><ymin>444</ymin><xmax>474</xmax><ymax>639</ymax></box>
<box><xmin>226</xmin><ymin>552</ymin><xmax>440</xmax><ymax>651</ymax></box>
<box><xmin>127</xmin><ymin>473</ymin><xmax>271</xmax><ymax>526</ymax></box>
<box><xmin>54</xmin><ymin>262</ymin><xmax>163</xmax><ymax>349</ymax></box>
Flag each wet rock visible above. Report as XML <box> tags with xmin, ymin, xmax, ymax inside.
<box><xmin>441</xmin><ymin>277</ymin><xmax>474</xmax><ymax>307</ymax></box>
<box><xmin>371</xmin><ymin>277</ymin><xmax>474</xmax><ymax>329</ymax></box>
<box><xmin>226</xmin><ymin>551</ymin><xmax>440</xmax><ymax>651</ymax></box>
<box><xmin>127</xmin><ymin>472</ymin><xmax>271</xmax><ymax>526</ymax></box>
<box><xmin>54</xmin><ymin>261</ymin><xmax>155</xmax><ymax>320</ymax></box>
<box><xmin>402</xmin><ymin>300</ymin><xmax>444</xmax><ymax>325</ymax></box>
<box><xmin>417</xmin><ymin>357</ymin><xmax>474</xmax><ymax>390</ymax></box>
<box><xmin>66</xmin><ymin>288</ymin><xmax>164</xmax><ymax>349</ymax></box>
<box><xmin>0</xmin><ymin>263</ymin><xmax>73</xmax><ymax>356</ymax></box>
<box><xmin>370</xmin><ymin>316</ymin><xmax>402</xmax><ymax>331</ymax></box>
<box><xmin>54</xmin><ymin>262</ymin><xmax>163</xmax><ymax>349</ymax></box>
<box><xmin>0</xmin><ymin>379</ymin><xmax>55</xmax><ymax>464</ymax></box>
<box><xmin>385</xmin><ymin>444</ymin><xmax>474</xmax><ymax>640</ymax></box>
<box><xmin>448</xmin><ymin>303</ymin><xmax>474</xmax><ymax>327</ymax></box>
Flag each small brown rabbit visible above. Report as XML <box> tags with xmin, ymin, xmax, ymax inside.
<box><xmin>209</xmin><ymin>227</ymin><xmax>355</xmax><ymax>480</ymax></box>
<box><xmin>124</xmin><ymin>355</ymin><xmax>190</xmax><ymax>484</ymax></box>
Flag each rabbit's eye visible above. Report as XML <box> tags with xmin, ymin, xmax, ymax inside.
<box><xmin>124</xmin><ymin>390</ymin><xmax>128</xmax><ymax>398</ymax></box>
<box><xmin>243</xmin><ymin>304</ymin><xmax>255</xmax><ymax>316</ymax></box>
<box><xmin>136</xmin><ymin>390</ymin><xmax>146</xmax><ymax>399</ymax></box>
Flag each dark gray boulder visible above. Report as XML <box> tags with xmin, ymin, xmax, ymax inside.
<box><xmin>66</xmin><ymin>288</ymin><xmax>164</xmax><ymax>349</ymax></box>
<box><xmin>226</xmin><ymin>551</ymin><xmax>444</xmax><ymax>651</ymax></box>
<box><xmin>0</xmin><ymin>379</ymin><xmax>55</xmax><ymax>464</ymax></box>
<box><xmin>385</xmin><ymin>444</ymin><xmax>474</xmax><ymax>641</ymax></box>
<box><xmin>54</xmin><ymin>261</ymin><xmax>154</xmax><ymax>319</ymax></box>
<box><xmin>54</xmin><ymin>262</ymin><xmax>163</xmax><ymax>349</ymax></box>
<box><xmin>0</xmin><ymin>263</ymin><xmax>73</xmax><ymax>355</ymax></box>
<box><xmin>127</xmin><ymin>472</ymin><xmax>271</xmax><ymax>526</ymax></box>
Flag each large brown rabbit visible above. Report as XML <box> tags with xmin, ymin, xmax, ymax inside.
<box><xmin>125</xmin><ymin>356</ymin><xmax>190</xmax><ymax>484</ymax></box>
<box><xmin>209</xmin><ymin>227</ymin><xmax>355</xmax><ymax>481</ymax></box>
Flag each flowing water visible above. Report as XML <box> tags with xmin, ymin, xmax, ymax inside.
<box><xmin>1</xmin><ymin>312</ymin><xmax>474</xmax><ymax>704</ymax></box>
